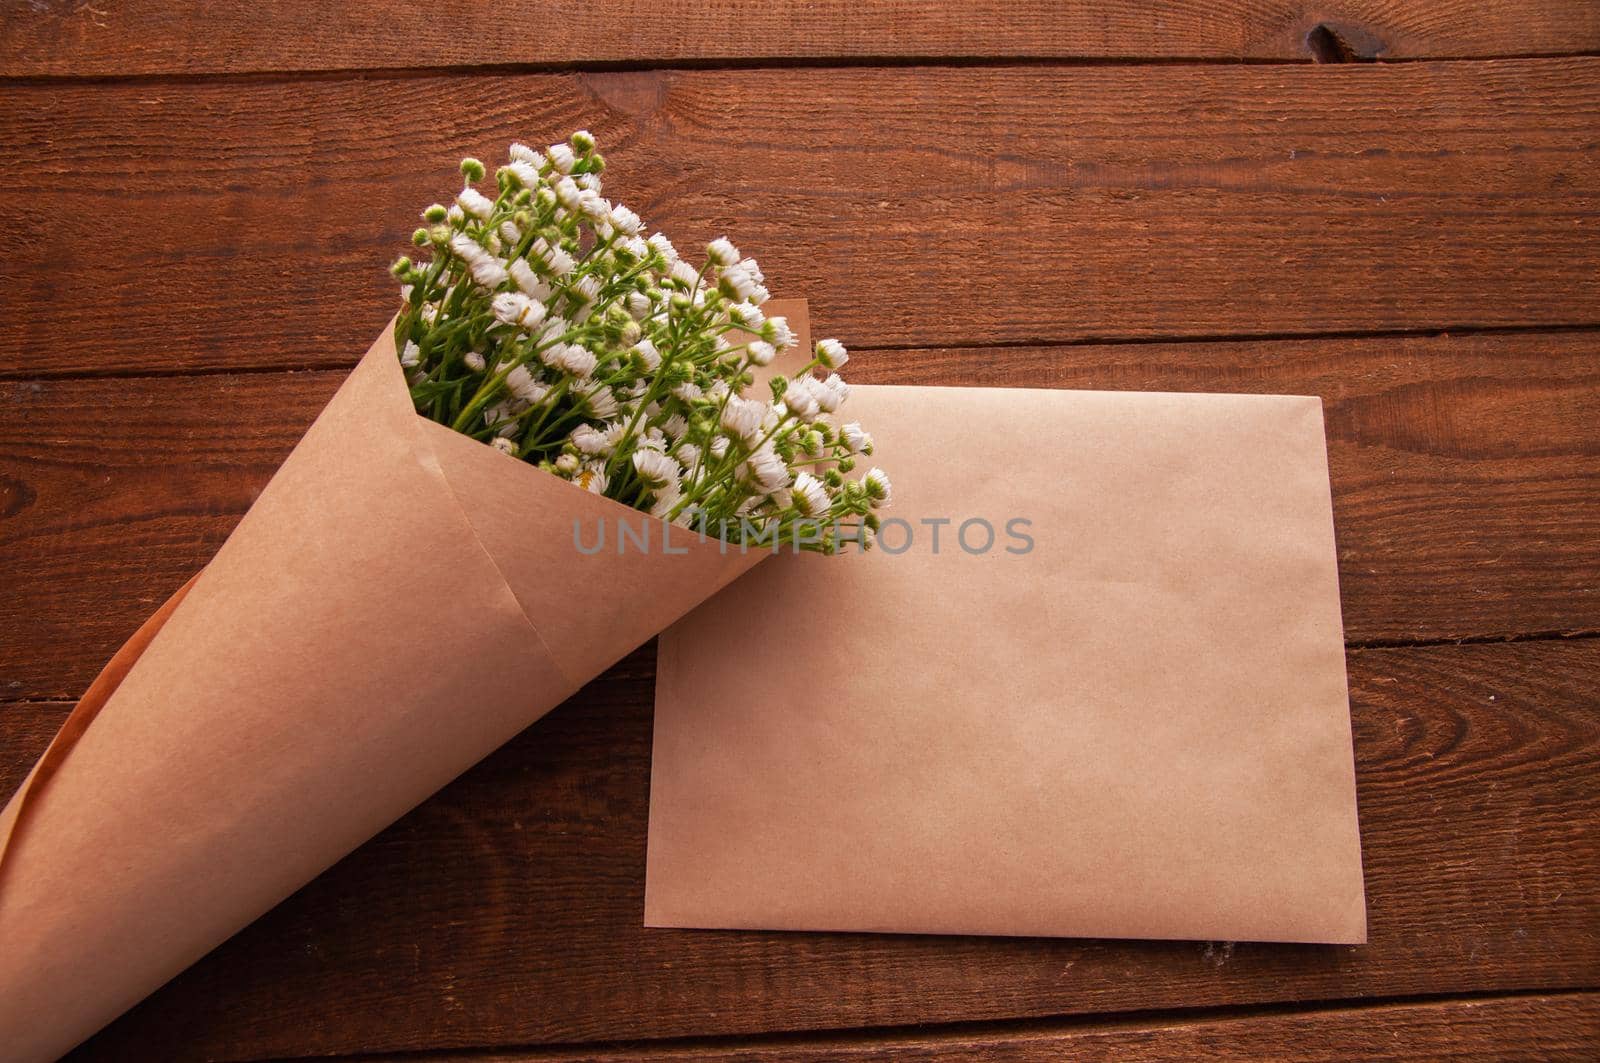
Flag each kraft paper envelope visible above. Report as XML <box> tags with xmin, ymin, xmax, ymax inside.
<box><xmin>647</xmin><ymin>384</ymin><xmax>1366</xmax><ymax>944</ymax></box>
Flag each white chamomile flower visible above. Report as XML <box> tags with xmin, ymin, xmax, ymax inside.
<box><xmin>864</xmin><ymin>467</ymin><xmax>892</xmax><ymax>507</ymax></box>
<box><xmin>554</xmin><ymin>176</ymin><xmax>582</xmax><ymax>210</ymax></box>
<box><xmin>572</xmin><ymin>274</ymin><xmax>602</xmax><ymax>307</ymax></box>
<box><xmin>671</xmin><ymin>381</ymin><xmax>703</xmax><ymax>403</ymax></box>
<box><xmin>579</xmin><ymin>190</ymin><xmax>610</xmax><ymax>220</ymax></box>
<box><xmin>747</xmin><ymin>445</ymin><xmax>790</xmax><ymax>493</ymax></box>
<box><xmin>554</xmin><ymin>452</ymin><xmax>580</xmax><ymax>475</ymax></box>
<box><xmin>581</xmin><ymin>384</ymin><xmax>619</xmax><ymax>419</ymax></box>
<box><xmin>457</xmin><ymin>187</ymin><xmax>495</xmax><ymax>220</ymax></box>
<box><xmin>816</xmin><ymin>338</ymin><xmax>849</xmax><ymax>369</ymax></box>
<box><xmin>501</xmin><ymin>160</ymin><xmax>540</xmax><ymax>189</ymax></box>
<box><xmin>505</xmin><ymin>364</ymin><xmax>549</xmax><ymax>404</ymax></box>
<box><xmin>484</xmin><ymin>400</ymin><xmax>521</xmax><ymax>436</ymax></box>
<box><xmin>571</xmin><ymin>422</ymin><xmax>620</xmax><ymax>457</ymax></box>
<box><xmin>632</xmin><ymin>448</ymin><xmax>681</xmax><ymax>489</ymax></box>
<box><xmin>509</xmin><ymin>258</ymin><xmax>550</xmax><ymax>300</ymax></box>
<box><xmin>765</xmin><ymin>315</ymin><xmax>795</xmax><ymax>350</ymax></box>
<box><xmin>720</xmin><ymin>396</ymin><xmax>767</xmax><ymax>444</ymax></box>
<box><xmin>648</xmin><ymin>233</ymin><xmax>678</xmax><ymax>266</ymax></box>
<box><xmin>608</xmin><ymin>204</ymin><xmax>642</xmax><ymax>235</ymax></box>
<box><xmin>747</xmin><ymin>340</ymin><xmax>776</xmax><ymax>366</ymax></box>
<box><xmin>446</xmin><ymin>203</ymin><xmax>466</xmax><ymax>225</ymax></box>
<box><xmin>554</xmin><ymin>343</ymin><xmax>597</xmax><ymax>378</ymax></box>
<box><xmin>706</xmin><ymin>237</ymin><xmax>740</xmax><ymax>267</ymax></box>
<box><xmin>841</xmin><ymin>422</ymin><xmax>872</xmax><ymax>454</ymax></box>
<box><xmin>449</xmin><ymin>232</ymin><xmax>509</xmax><ymax>289</ymax></box>
<box><xmin>547</xmin><ymin>142</ymin><xmax>576</xmax><ymax>174</ymax></box>
<box><xmin>399</xmin><ymin>341</ymin><xmax>421</xmax><ymax>368</ymax></box>
<box><xmin>627</xmin><ymin>290</ymin><xmax>653</xmax><ymax>319</ymax></box>
<box><xmin>649</xmin><ymin>485</ymin><xmax>685</xmax><ymax>521</ymax></box>
<box><xmin>491</xmin><ymin>435</ymin><xmax>518</xmax><ymax>455</ymax></box>
<box><xmin>631</xmin><ymin>338</ymin><xmax>661</xmax><ymax>371</ymax></box>
<box><xmin>531</xmin><ymin>237</ymin><xmax>575</xmax><ymax>277</ymax></box>
<box><xmin>491</xmin><ymin>291</ymin><xmax>546</xmax><ymax>330</ymax></box>
<box><xmin>575</xmin><ymin>461</ymin><xmax>608</xmax><ymax>494</ymax></box>
<box><xmin>669</xmin><ymin>259</ymin><xmax>701</xmax><ymax>289</ymax></box>
<box><xmin>790</xmin><ymin>471</ymin><xmax>830</xmax><ymax>517</ymax></box>
<box><xmin>784</xmin><ymin>376</ymin><xmax>821</xmax><ymax>419</ymax></box>
<box><xmin>730</xmin><ymin>302</ymin><xmax>764</xmax><ymax>330</ymax></box>
<box><xmin>509</xmin><ymin>142</ymin><xmax>544</xmax><ymax>167</ymax></box>
<box><xmin>719</xmin><ymin>265</ymin><xmax>756</xmax><ymax>301</ymax></box>
<box><xmin>816</xmin><ymin>373</ymin><xmax>849</xmax><ymax>413</ymax></box>
<box><xmin>463</xmin><ymin>350</ymin><xmax>487</xmax><ymax>373</ymax></box>
<box><xmin>618</xmin><ymin>235</ymin><xmax>650</xmax><ymax>263</ymax></box>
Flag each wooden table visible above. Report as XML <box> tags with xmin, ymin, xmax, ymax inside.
<box><xmin>3</xmin><ymin>3</ymin><xmax>1598</xmax><ymax>1059</ymax></box>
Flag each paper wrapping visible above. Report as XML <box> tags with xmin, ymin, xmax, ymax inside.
<box><xmin>647</xmin><ymin>383</ymin><xmax>1367</xmax><ymax>945</ymax></box>
<box><xmin>0</xmin><ymin>302</ymin><xmax>807</xmax><ymax>1062</ymax></box>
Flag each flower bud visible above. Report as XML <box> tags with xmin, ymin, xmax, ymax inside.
<box><xmin>412</xmin><ymin>228</ymin><xmax>431</xmax><ymax>247</ymax></box>
<box><xmin>389</xmin><ymin>256</ymin><xmax>413</xmax><ymax>277</ymax></box>
<box><xmin>423</xmin><ymin>203</ymin><xmax>449</xmax><ymax>223</ymax></box>
<box><xmin>459</xmin><ymin>157</ymin><xmax>486</xmax><ymax>182</ymax></box>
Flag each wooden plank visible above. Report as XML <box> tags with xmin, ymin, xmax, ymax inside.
<box><xmin>3</xmin><ymin>1</ymin><xmax>1598</xmax><ymax>77</ymax></box>
<box><xmin>2</xmin><ymin>59</ymin><xmax>1598</xmax><ymax>376</ymax></box>
<box><xmin>4</xmin><ymin>635</ymin><xmax>1587</xmax><ymax>1059</ymax></box>
<box><xmin>3</xmin><ymin>330</ymin><xmax>1597</xmax><ymax>701</ymax></box>
<box><xmin>364</xmin><ymin>993</ymin><xmax>1600</xmax><ymax>1061</ymax></box>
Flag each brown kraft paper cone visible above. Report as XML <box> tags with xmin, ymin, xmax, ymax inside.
<box><xmin>0</xmin><ymin>303</ymin><xmax>806</xmax><ymax>1061</ymax></box>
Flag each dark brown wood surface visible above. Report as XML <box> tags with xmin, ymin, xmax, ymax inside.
<box><xmin>369</xmin><ymin>994</ymin><xmax>1600</xmax><ymax>1061</ymax></box>
<box><xmin>0</xmin><ymin>636</ymin><xmax>1589</xmax><ymax>1059</ymax></box>
<box><xmin>3</xmin><ymin>0</ymin><xmax>1598</xmax><ymax>75</ymax></box>
<box><xmin>1</xmin><ymin>2</ymin><xmax>1597</xmax><ymax>1060</ymax></box>
<box><xmin>4</xmin><ymin>330</ymin><xmax>1598</xmax><ymax>704</ymax></box>
<box><xmin>4</xmin><ymin>59</ymin><xmax>1599</xmax><ymax>377</ymax></box>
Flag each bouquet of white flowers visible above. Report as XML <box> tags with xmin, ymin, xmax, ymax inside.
<box><xmin>0</xmin><ymin>132</ymin><xmax>887</xmax><ymax>1062</ymax></box>
<box><xmin>393</xmin><ymin>133</ymin><xmax>889</xmax><ymax>551</ymax></box>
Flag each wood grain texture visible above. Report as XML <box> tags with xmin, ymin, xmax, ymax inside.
<box><xmin>366</xmin><ymin>993</ymin><xmax>1600</xmax><ymax>1061</ymax></box>
<box><xmin>3</xmin><ymin>59</ymin><xmax>1598</xmax><ymax>376</ymax></box>
<box><xmin>0</xmin><ymin>635</ymin><xmax>1584</xmax><ymax>1059</ymax></box>
<box><xmin>3</xmin><ymin>0</ymin><xmax>1598</xmax><ymax>76</ymax></box>
<box><xmin>3</xmin><ymin>330</ymin><xmax>1596</xmax><ymax>701</ymax></box>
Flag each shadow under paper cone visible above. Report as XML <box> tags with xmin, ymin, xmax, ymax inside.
<box><xmin>0</xmin><ymin>316</ymin><xmax>775</xmax><ymax>1063</ymax></box>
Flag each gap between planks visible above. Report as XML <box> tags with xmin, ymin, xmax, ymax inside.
<box><xmin>7</xmin><ymin>50</ymin><xmax>1600</xmax><ymax>91</ymax></box>
<box><xmin>5</xmin><ymin>322</ymin><xmax>1600</xmax><ymax>386</ymax></box>
<box><xmin>248</xmin><ymin>987</ymin><xmax>1600</xmax><ymax>1062</ymax></box>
